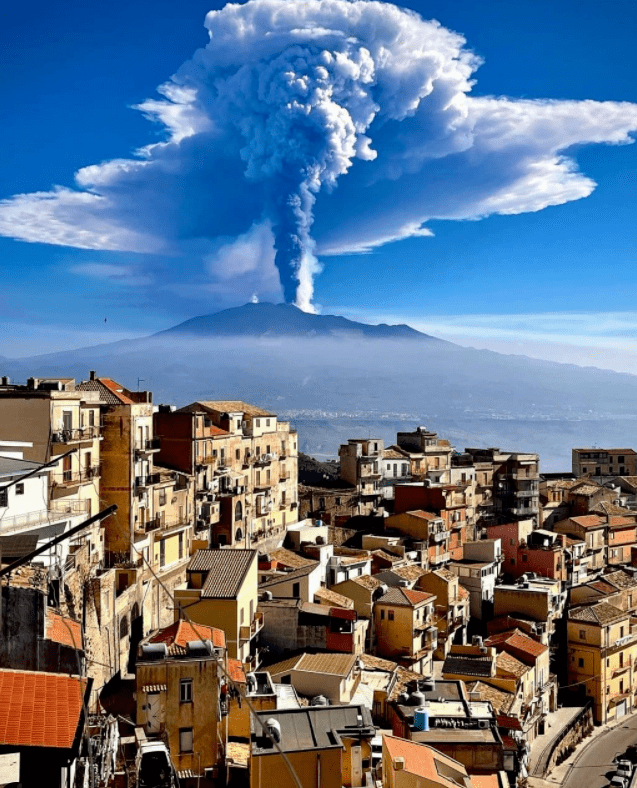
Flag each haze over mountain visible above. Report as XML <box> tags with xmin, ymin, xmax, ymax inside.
<box><xmin>2</xmin><ymin>302</ymin><xmax>636</xmax><ymax>470</ymax></box>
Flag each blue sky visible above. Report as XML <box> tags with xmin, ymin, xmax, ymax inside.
<box><xmin>2</xmin><ymin>0</ymin><xmax>637</xmax><ymax>363</ymax></box>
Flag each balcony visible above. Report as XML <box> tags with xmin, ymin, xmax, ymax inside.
<box><xmin>255</xmin><ymin>453</ymin><xmax>277</xmax><ymax>466</ymax></box>
<box><xmin>196</xmin><ymin>455</ymin><xmax>216</xmax><ymax>467</ymax></box>
<box><xmin>0</xmin><ymin>505</ymin><xmax>91</xmax><ymax>535</ymax></box>
<box><xmin>430</xmin><ymin>551</ymin><xmax>450</xmax><ymax>565</ymax></box>
<box><xmin>52</xmin><ymin>465</ymin><xmax>101</xmax><ymax>488</ymax></box>
<box><xmin>147</xmin><ymin>516</ymin><xmax>191</xmax><ymax>533</ymax></box>
<box><xmin>279</xmin><ymin>473</ymin><xmax>291</xmax><ymax>482</ymax></box>
<box><xmin>431</xmin><ymin>530</ymin><xmax>450</xmax><ymax>543</ymax></box>
<box><xmin>254</xmin><ymin>480</ymin><xmax>273</xmax><ymax>492</ymax></box>
<box><xmin>214</xmin><ymin>464</ymin><xmax>232</xmax><ymax>476</ymax></box>
<box><xmin>51</xmin><ymin>426</ymin><xmax>99</xmax><ymax>444</ymax></box>
<box><xmin>135</xmin><ymin>437</ymin><xmax>161</xmax><ymax>457</ymax></box>
<box><xmin>135</xmin><ymin>473</ymin><xmax>161</xmax><ymax>490</ymax></box>
<box><xmin>240</xmin><ymin>612</ymin><xmax>264</xmax><ymax>642</ymax></box>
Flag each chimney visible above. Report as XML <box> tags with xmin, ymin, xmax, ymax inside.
<box><xmin>89</xmin><ymin>371</ymin><xmax>96</xmax><ymax>381</ymax></box>
<box><xmin>393</xmin><ymin>758</ymin><xmax>405</xmax><ymax>771</ymax></box>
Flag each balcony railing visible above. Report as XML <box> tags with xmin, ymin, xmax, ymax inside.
<box><xmin>135</xmin><ymin>437</ymin><xmax>161</xmax><ymax>456</ymax></box>
<box><xmin>135</xmin><ymin>473</ymin><xmax>161</xmax><ymax>490</ymax></box>
<box><xmin>51</xmin><ymin>426</ymin><xmax>99</xmax><ymax>444</ymax></box>
<box><xmin>52</xmin><ymin>465</ymin><xmax>101</xmax><ymax>487</ymax></box>
<box><xmin>240</xmin><ymin>612</ymin><xmax>264</xmax><ymax>642</ymax></box>
<box><xmin>0</xmin><ymin>506</ymin><xmax>90</xmax><ymax>534</ymax></box>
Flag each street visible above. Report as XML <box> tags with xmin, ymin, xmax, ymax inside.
<box><xmin>562</xmin><ymin>715</ymin><xmax>637</xmax><ymax>788</ymax></box>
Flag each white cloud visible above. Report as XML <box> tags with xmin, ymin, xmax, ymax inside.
<box><xmin>70</xmin><ymin>262</ymin><xmax>153</xmax><ymax>287</ymax></box>
<box><xmin>0</xmin><ymin>0</ymin><xmax>635</xmax><ymax>308</ymax></box>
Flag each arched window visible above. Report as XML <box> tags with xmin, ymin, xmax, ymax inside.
<box><xmin>235</xmin><ymin>500</ymin><xmax>243</xmax><ymax>521</ymax></box>
<box><xmin>235</xmin><ymin>527</ymin><xmax>243</xmax><ymax>542</ymax></box>
<box><xmin>119</xmin><ymin>615</ymin><xmax>129</xmax><ymax>640</ymax></box>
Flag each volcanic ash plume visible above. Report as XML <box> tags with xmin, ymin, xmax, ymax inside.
<box><xmin>172</xmin><ymin>0</ymin><xmax>476</xmax><ymax>310</ymax></box>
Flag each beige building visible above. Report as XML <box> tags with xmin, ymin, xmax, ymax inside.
<box><xmin>374</xmin><ymin>587</ymin><xmax>436</xmax><ymax>674</ymax></box>
<box><xmin>572</xmin><ymin>448</ymin><xmax>637</xmax><ymax>478</ymax></box>
<box><xmin>395</xmin><ymin>427</ymin><xmax>453</xmax><ymax>485</ymax></box>
<box><xmin>339</xmin><ymin>438</ymin><xmax>384</xmax><ymax>515</ymax></box>
<box><xmin>553</xmin><ymin>515</ymin><xmax>608</xmax><ymax>572</ymax></box>
<box><xmin>156</xmin><ymin>401</ymin><xmax>299</xmax><ymax>548</ymax></box>
<box><xmin>174</xmin><ymin>549</ymin><xmax>262</xmax><ymax>669</ymax></box>
<box><xmin>568</xmin><ymin>601</ymin><xmax>637</xmax><ymax>723</ymax></box>
<box><xmin>416</xmin><ymin>569</ymin><xmax>469</xmax><ymax>659</ymax></box>
<box><xmin>136</xmin><ymin>620</ymin><xmax>228</xmax><ymax>783</ymax></box>
<box><xmin>266</xmin><ymin>652</ymin><xmax>361</xmax><ymax>704</ymax></box>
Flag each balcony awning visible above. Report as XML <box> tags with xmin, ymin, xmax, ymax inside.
<box><xmin>142</xmin><ymin>684</ymin><xmax>167</xmax><ymax>693</ymax></box>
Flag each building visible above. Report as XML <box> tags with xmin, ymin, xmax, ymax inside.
<box><xmin>493</xmin><ymin>576</ymin><xmax>565</xmax><ymax>644</ymax></box>
<box><xmin>395</xmin><ymin>427</ymin><xmax>453</xmax><ymax>485</ymax></box>
<box><xmin>136</xmin><ymin>620</ymin><xmax>228</xmax><ymax>784</ymax></box>
<box><xmin>227</xmin><ymin>663</ymin><xmax>277</xmax><ymax>740</ymax></box>
<box><xmin>449</xmin><ymin>539</ymin><xmax>502</xmax><ymax>621</ymax></box>
<box><xmin>155</xmin><ymin>401</ymin><xmax>299</xmax><ymax>548</ymax></box>
<box><xmin>0</xmin><ymin>669</ymin><xmax>91</xmax><ymax>788</ymax></box>
<box><xmin>385</xmin><ymin>510</ymin><xmax>449</xmax><ymax>570</ymax></box>
<box><xmin>416</xmin><ymin>569</ymin><xmax>470</xmax><ymax>659</ymax></box>
<box><xmin>250</xmin><ymin>705</ymin><xmax>376</xmax><ymax>788</ymax></box>
<box><xmin>174</xmin><ymin>549</ymin><xmax>262</xmax><ymax>669</ymax></box>
<box><xmin>265</xmin><ymin>652</ymin><xmax>361</xmax><ymax>704</ymax></box>
<box><xmin>567</xmin><ymin>601</ymin><xmax>637</xmax><ymax>723</ymax></box>
<box><xmin>374</xmin><ymin>587</ymin><xmax>437</xmax><ymax>674</ymax></box>
<box><xmin>382</xmin><ymin>736</ymin><xmax>488</xmax><ymax>788</ymax></box>
<box><xmin>380</xmin><ymin>446</ymin><xmax>413</xmax><ymax>501</ymax></box>
<box><xmin>339</xmin><ymin>439</ymin><xmax>384</xmax><ymax>515</ymax></box>
<box><xmin>572</xmin><ymin>448</ymin><xmax>637</xmax><ymax>478</ymax></box>
<box><xmin>553</xmin><ymin>515</ymin><xmax>608</xmax><ymax>574</ymax></box>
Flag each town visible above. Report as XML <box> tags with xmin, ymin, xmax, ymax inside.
<box><xmin>1</xmin><ymin>373</ymin><xmax>637</xmax><ymax>788</ymax></box>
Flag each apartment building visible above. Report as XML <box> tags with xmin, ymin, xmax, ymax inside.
<box><xmin>384</xmin><ymin>510</ymin><xmax>449</xmax><ymax>570</ymax></box>
<box><xmin>493</xmin><ymin>576</ymin><xmax>565</xmax><ymax>644</ymax></box>
<box><xmin>572</xmin><ymin>448</ymin><xmax>637</xmax><ymax>478</ymax></box>
<box><xmin>374</xmin><ymin>587</ymin><xmax>437</xmax><ymax>674</ymax></box>
<box><xmin>380</xmin><ymin>446</ymin><xmax>413</xmax><ymax>500</ymax></box>
<box><xmin>567</xmin><ymin>601</ymin><xmax>637</xmax><ymax>723</ymax></box>
<box><xmin>393</xmin><ymin>486</ymin><xmax>470</xmax><ymax>560</ymax></box>
<box><xmin>155</xmin><ymin>401</ymin><xmax>298</xmax><ymax>548</ymax></box>
<box><xmin>339</xmin><ymin>438</ymin><xmax>384</xmax><ymax>515</ymax></box>
<box><xmin>174</xmin><ymin>549</ymin><xmax>262</xmax><ymax>669</ymax></box>
<box><xmin>395</xmin><ymin>427</ymin><xmax>453</xmax><ymax>484</ymax></box>
<box><xmin>449</xmin><ymin>539</ymin><xmax>503</xmax><ymax>620</ymax></box>
<box><xmin>553</xmin><ymin>515</ymin><xmax>608</xmax><ymax>573</ymax></box>
<box><xmin>417</xmin><ymin>569</ymin><xmax>470</xmax><ymax>659</ymax></box>
<box><xmin>136</xmin><ymin>620</ymin><xmax>228</xmax><ymax>784</ymax></box>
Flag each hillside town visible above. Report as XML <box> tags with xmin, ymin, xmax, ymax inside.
<box><xmin>3</xmin><ymin>373</ymin><xmax>637</xmax><ymax>788</ymax></box>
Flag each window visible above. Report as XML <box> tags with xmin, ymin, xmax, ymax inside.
<box><xmin>579</xmin><ymin>629</ymin><xmax>586</xmax><ymax>640</ymax></box>
<box><xmin>158</xmin><ymin>489</ymin><xmax>166</xmax><ymax>507</ymax></box>
<box><xmin>180</xmin><ymin>679</ymin><xmax>193</xmax><ymax>703</ymax></box>
<box><xmin>510</xmin><ymin>558</ymin><xmax>515</xmax><ymax>565</ymax></box>
<box><xmin>335</xmin><ymin>497</ymin><xmax>341</xmax><ymax>506</ymax></box>
<box><xmin>159</xmin><ymin>539</ymin><xmax>166</xmax><ymax>568</ymax></box>
<box><xmin>620</xmin><ymin>626</ymin><xmax>625</xmax><ymax>638</ymax></box>
<box><xmin>522</xmin><ymin>554</ymin><xmax>528</xmax><ymax>562</ymax></box>
<box><xmin>380</xmin><ymin>609</ymin><xmax>385</xmax><ymax>620</ymax></box>
<box><xmin>89</xmin><ymin>409</ymin><xmax>95</xmax><ymax>427</ymax></box>
<box><xmin>15</xmin><ymin>483</ymin><xmax>24</xmax><ymax>495</ymax></box>
<box><xmin>235</xmin><ymin>501</ymin><xmax>243</xmax><ymax>521</ymax></box>
<box><xmin>388</xmin><ymin>610</ymin><xmax>394</xmax><ymax>621</ymax></box>
<box><xmin>256</xmin><ymin>446</ymin><xmax>261</xmax><ymax>456</ymax></box>
<box><xmin>292</xmin><ymin>582</ymin><xmax>300</xmax><ymax>598</ymax></box>
<box><xmin>236</xmin><ymin>449</ymin><xmax>240</xmax><ymax>460</ymax></box>
<box><xmin>179</xmin><ymin>728</ymin><xmax>194</xmax><ymax>753</ymax></box>
<box><xmin>582</xmin><ymin>467</ymin><xmax>587</xmax><ymax>473</ymax></box>
<box><xmin>393</xmin><ymin>464</ymin><xmax>398</xmax><ymax>478</ymax></box>
<box><xmin>256</xmin><ymin>420</ymin><xmax>260</xmax><ymax>427</ymax></box>
<box><xmin>578</xmin><ymin>658</ymin><xmax>584</xmax><ymax>667</ymax></box>
<box><xmin>266</xmin><ymin>445</ymin><xmax>271</xmax><ymax>454</ymax></box>
<box><xmin>619</xmin><ymin>456</ymin><xmax>625</xmax><ymax>464</ymax></box>
<box><xmin>266</xmin><ymin>419</ymin><xmax>271</xmax><ymax>427</ymax></box>
<box><xmin>119</xmin><ymin>616</ymin><xmax>129</xmax><ymax>639</ymax></box>
<box><xmin>178</xmin><ymin>532</ymin><xmax>184</xmax><ymax>560</ymax></box>
<box><xmin>510</xmin><ymin>539</ymin><xmax>515</xmax><ymax>546</ymax></box>
<box><xmin>319</xmin><ymin>497</ymin><xmax>326</xmax><ymax>510</ymax></box>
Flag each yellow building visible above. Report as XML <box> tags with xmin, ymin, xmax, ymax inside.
<box><xmin>416</xmin><ymin>569</ymin><xmax>469</xmax><ymax>659</ymax></box>
<box><xmin>174</xmin><ymin>549</ymin><xmax>262</xmax><ymax>669</ymax></box>
<box><xmin>374</xmin><ymin>587</ymin><xmax>436</xmax><ymax>674</ymax></box>
<box><xmin>568</xmin><ymin>601</ymin><xmax>637</xmax><ymax>723</ymax></box>
<box><xmin>136</xmin><ymin>620</ymin><xmax>228</xmax><ymax>784</ymax></box>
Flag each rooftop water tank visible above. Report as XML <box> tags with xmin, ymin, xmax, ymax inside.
<box><xmin>414</xmin><ymin>707</ymin><xmax>430</xmax><ymax>731</ymax></box>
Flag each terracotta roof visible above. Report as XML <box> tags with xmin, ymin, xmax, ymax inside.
<box><xmin>603</xmin><ymin>570</ymin><xmax>637</xmax><ymax>590</ymax></box>
<box><xmin>228</xmin><ymin>659</ymin><xmax>246</xmax><ymax>684</ymax></box>
<box><xmin>359</xmin><ymin>654</ymin><xmax>397</xmax><ymax>672</ymax></box>
<box><xmin>373</xmin><ymin>549</ymin><xmax>404</xmax><ymax>564</ymax></box>
<box><xmin>592</xmin><ymin>501</ymin><xmax>637</xmax><ymax>517</ymax></box>
<box><xmin>382</xmin><ymin>736</ymin><xmax>469</xmax><ymax>786</ymax></box>
<box><xmin>348</xmin><ymin>574</ymin><xmax>384</xmax><ymax>591</ymax></box>
<box><xmin>433</xmin><ymin>568</ymin><xmax>456</xmax><ymax>582</ymax></box>
<box><xmin>457</xmin><ymin>587</ymin><xmax>469</xmax><ymax>599</ymax></box>
<box><xmin>189</xmin><ymin>400</ymin><xmax>274</xmax><ymax>417</ymax></box>
<box><xmin>148</xmin><ymin>620</ymin><xmax>226</xmax><ymax>652</ymax></box>
<box><xmin>188</xmin><ymin>549</ymin><xmax>256</xmax><ymax>598</ymax></box>
<box><xmin>267</xmin><ymin>548</ymin><xmax>317</xmax><ymax>570</ymax></box>
<box><xmin>588</xmin><ymin>580</ymin><xmax>616</xmax><ymax>595</ymax></box>
<box><xmin>569</xmin><ymin>515</ymin><xmax>606</xmax><ymax>529</ymax></box>
<box><xmin>569</xmin><ymin>602</ymin><xmax>626</xmax><ymax>626</ymax></box>
<box><xmin>266</xmin><ymin>653</ymin><xmax>357</xmax><ymax>678</ymax></box>
<box><xmin>0</xmin><ymin>669</ymin><xmax>87</xmax><ymax>749</ymax></box>
<box><xmin>313</xmin><ymin>587</ymin><xmax>354</xmax><ymax>609</ymax></box>
<box><xmin>260</xmin><ymin>564</ymin><xmax>319</xmax><ymax>588</ymax></box>
<box><xmin>77</xmin><ymin>377</ymin><xmax>135</xmax><ymax>405</ymax></box>
<box><xmin>388</xmin><ymin>666</ymin><xmax>427</xmax><ymax>701</ymax></box>
<box><xmin>466</xmin><ymin>681</ymin><xmax>515</xmax><ymax>715</ymax></box>
<box><xmin>383</xmin><ymin>448</ymin><xmax>409</xmax><ymax>460</ymax></box>
<box><xmin>405</xmin><ymin>510</ymin><xmax>440</xmax><ymax>521</ymax></box>
<box><xmin>378</xmin><ymin>587</ymin><xmax>433</xmax><ymax>607</ymax></box>
<box><xmin>392</xmin><ymin>565</ymin><xmax>428</xmax><ymax>582</ymax></box>
<box><xmin>46</xmin><ymin>610</ymin><xmax>82</xmax><ymax>650</ymax></box>
<box><xmin>486</xmin><ymin>630</ymin><xmax>547</xmax><ymax>662</ymax></box>
<box><xmin>472</xmin><ymin>776</ymin><xmax>502</xmax><ymax>788</ymax></box>
<box><xmin>495</xmin><ymin>652</ymin><xmax>530</xmax><ymax>679</ymax></box>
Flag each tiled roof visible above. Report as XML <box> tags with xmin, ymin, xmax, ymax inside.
<box><xmin>313</xmin><ymin>587</ymin><xmax>354</xmax><ymax>609</ymax></box>
<box><xmin>46</xmin><ymin>610</ymin><xmax>82</xmax><ymax>650</ymax></box>
<box><xmin>466</xmin><ymin>681</ymin><xmax>515</xmax><ymax>715</ymax></box>
<box><xmin>189</xmin><ymin>401</ymin><xmax>274</xmax><ymax>417</ymax></box>
<box><xmin>443</xmin><ymin>654</ymin><xmax>494</xmax><ymax>678</ymax></box>
<box><xmin>378</xmin><ymin>587</ymin><xmax>433</xmax><ymax>607</ymax></box>
<box><xmin>348</xmin><ymin>574</ymin><xmax>384</xmax><ymax>590</ymax></box>
<box><xmin>0</xmin><ymin>669</ymin><xmax>87</xmax><ymax>749</ymax></box>
<box><xmin>266</xmin><ymin>653</ymin><xmax>357</xmax><ymax>678</ymax></box>
<box><xmin>405</xmin><ymin>510</ymin><xmax>440</xmax><ymax>521</ymax></box>
<box><xmin>359</xmin><ymin>654</ymin><xmax>397</xmax><ymax>672</ymax></box>
<box><xmin>592</xmin><ymin>501</ymin><xmax>637</xmax><ymax>517</ymax></box>
<box><xmin>267</xmin><ymin>548</ymin><xmax>317</xmax><ymax>570</ymax></box>
<box><xmin>77</xmin><ymin>377</ymin><xmax>134</xmax><ymax>405</ymax></box>
<box><xmin>485</xmin><ymin>630</ymin><xmax>547</xmax><ymax>661</ymax></box>
<box><xmin>228</xmin><ymin>659</ymin><xmax>246</xmax><ymax>684</ymax></box>
<box><xmin>569</xmin><ymin>602</ymin><xmax>626</xmax><ymax>626</ymax></box>
<box><xmin>603</xmin><ymin>570</ymin><xmax>637</xmax><ymax>590</ymax></box>
<box><xmin>433</xmin><ymin>568</ymin><xmax>456</xmax><ymax>582</ymax></box>
<box><xmin>569</xmin><ymin>515</ymin><xmax>606</xmax><ymax>529</ymax></box>
<box><xmin>388</xmin><ymin>666</ymin><xmax>427</xmax><ymax>701</ymax></box>
<box><xmin>392</xmin><ymin>565</ymin><xmax>428</xmax><ymax>581</ymax></box>
<box><xmin>570</xmin><ymin>482</ymin><xmax>603</xmax><ymax>496</ymax></box>
<box><xmin>495</xmin><ymin>652</ymin><xmax>529</xmax><ymax>679</ymax></box>
<box><xmin>188</xmin><ymin>549</ymin><xmax>256</xmax><ymax>598</ymax></box>
<box><xmin>383</xmin><ymin>448</ymin><xmax>409</xmax><ymax>460</ymax></box>
<box><xmin>373</xmin><ymin>549</ymin><xmax>403</xmax><ymax>564</ymax></box>
<box><xmin>382</xmin><ymin>736</ymin><xmax>468</xmax><ymax>786</ymax></box>
<box><xmin>148</xmin><ymin>620</ymin><xmax>226</xmax><ymax>652</ymax></box>
<box><xmin>260</xmin><ymin>564</ymin><xmax>318</xmax><ymax>587</ymax></box>
<box><xmin>457</xmin><ymin>587</ymin><xmax>469</xmax><ymax>599</ymax></box>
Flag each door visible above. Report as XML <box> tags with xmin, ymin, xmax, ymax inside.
<box><xmin>145</xmin><ymin>692</ymin><xmax>161</xmax><ymax>733</ymax></box>
<box><xmin>350</xmin><ymin>745</ymin><xmax>362</xmax><ymax>787</ymax></box>
<box><xmin>617</xmin><ymin>699</ymin><xmax>627</xmax><ymax>718</ymax></box>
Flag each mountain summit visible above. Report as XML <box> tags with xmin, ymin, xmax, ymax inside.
<box><xmin>154</xmin><ymin>302</ymin><xmax>437</xmax><ymax>341</ymax></box>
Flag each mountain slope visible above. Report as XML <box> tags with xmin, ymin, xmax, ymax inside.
<box><xmin>154</xmin><ymin>302</ymin><xmax>437</xmax><ymax>340</ymax></box>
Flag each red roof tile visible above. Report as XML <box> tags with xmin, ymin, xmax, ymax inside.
<box><xmin>403</xmin><ymin>588</ymin><xmax>435</xmax><ymax>605</ymax></box>
<box><xmin>486</xmin><ymin>629</ymin><xmax>547</xmax><ymax>663</ymax></box>
<box><xmin>46</xmin><ymin>610</ymin><xmax>82</xmax><ymax>650</ymax></box>
<box><xmin>149</xmin><ymin>620</ymin><xmax>226</xmax><ymax>652</ymax></box>
<box><xmin>0</xmin><ymin>670</ymin><xmax>87</xmax><ymax>749</ymax></box>
<box><xmin>97</xmin><ymin>378</ymin><xmax>135</xmax><ymax>405</ymax></box>
<box><xmin>383</xmin><ymin>736</ymin><xmax>468</xmax><ymax>786</ymax></box>
<box><xmin>228</xmin><ymin>659</ymin><xmax>246</xmax><ymax>684</ymax></box>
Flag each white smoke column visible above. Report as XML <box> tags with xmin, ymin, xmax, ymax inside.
<box><xmin>167</xmin><ymin>0</ymin><xmax>477</xmax><ymax>310</ymax></box>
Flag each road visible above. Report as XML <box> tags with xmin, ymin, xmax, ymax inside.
<box><xmin>562</xmin><ymin>715</ymin><xmax>637</xmax><ymax>788</ymax></box>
